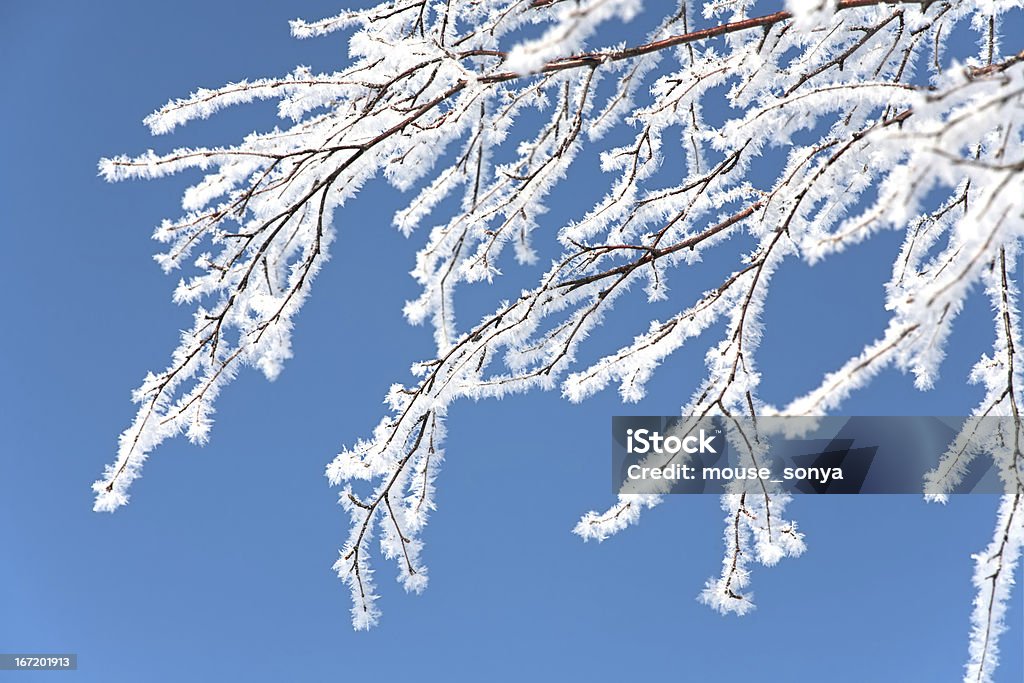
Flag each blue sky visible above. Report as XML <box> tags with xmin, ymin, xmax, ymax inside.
<box><xmin>1</xmin><ymin>1</ymin><xmax>1021</xmax><ymax>681</ymax></box>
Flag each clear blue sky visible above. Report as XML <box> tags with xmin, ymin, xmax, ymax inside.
<box><xmin>1</xmin><ymin>2</ymin><xmax>1021</xmax><ymax>681</ymax></box>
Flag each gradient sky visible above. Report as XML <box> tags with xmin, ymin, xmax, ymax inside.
<box><xmin>1</xmin><ymin>2</ymin><xmax>1022</xmax><ymax>681</ymax></box>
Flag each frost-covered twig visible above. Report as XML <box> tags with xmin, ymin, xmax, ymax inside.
<box><xmin>99</xmin><ymin>3</ymin><xmax>1023</xmax><ymax>674</ymax></box>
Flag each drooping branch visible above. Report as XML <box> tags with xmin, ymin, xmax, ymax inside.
<box><xmin>99</xmin><ymin>5</ymin><xmax>1024</xmax><ymax>668</ymax></box>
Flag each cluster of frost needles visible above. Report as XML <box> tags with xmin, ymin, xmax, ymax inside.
<box><xmin>98</xmin><ymin>1</ymin><xmax>1022</xmax><ymax>679</ymax></box>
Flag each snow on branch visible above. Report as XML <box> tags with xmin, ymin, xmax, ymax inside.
<box><xmin>100</xmin><ymin>1</ymin><xmax>1023</xmax><ymax>672</ymax></box>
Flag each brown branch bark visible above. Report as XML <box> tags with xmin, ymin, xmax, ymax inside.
<box><xmin>483</xmin><ymin>0</ymin><xmax>939</xmax><ymax>84</ymax></box>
